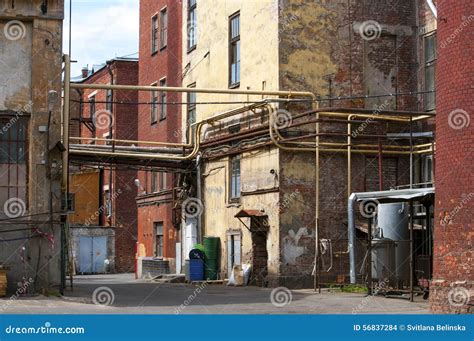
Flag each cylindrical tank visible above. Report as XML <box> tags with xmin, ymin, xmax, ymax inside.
<box><xmin>375</xmin><ymin>203</ymin><xmax>410</xmax><ymax>285</ymax></box>
<box><xmin>371</xmin><ymin>238</ymin><xmax>396</xmax><ymax>282</ymax></box>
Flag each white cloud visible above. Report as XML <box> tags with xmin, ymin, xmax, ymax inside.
<box><xmin>64</xmin><ymin>0</ymin><xmax>139</xmax><ymax>76</ymax></box>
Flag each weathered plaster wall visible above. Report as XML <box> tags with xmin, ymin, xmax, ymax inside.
<box><xmin>202</xmin><ymin>147</ymin><xmax>280</xmax><ymax>280</ymax></box>
<box><xmin>277</xmin><ymin>0</ymin><xmax>418</xmax><ymax>285</ymax></box>
<box><xmin>181</xmin><ymin>0</ymin><xmax>279</xmax><ymax>122</ymax></box>
<box><xmin>182</xmin><ymin>0</ymin><xmax>281</xmax><ymax>281</ymax></box>
<box><xmin>0</xmin><ymin>0</ymin><xmax>64</xmax><ymax>294</ymax></box>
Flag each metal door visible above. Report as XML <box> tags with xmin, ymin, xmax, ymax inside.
<box><xmin>92</xmin><ymin>236</ymin><xmax>107</xmax><ymax>273</ymax></box>
<box><xmin>78</xmin><ymin>236</ymin><xmax>107</xmax><ymax>274</ymax></box>
<box><xmin>227</xmin><ymin>233</ymin><xmax>241</xmax><ymax>277</ymax></box>
<box><xmin>79</xmin><ymin>236</ymin><xmax>92</xmax><ymax>273</ymax></box>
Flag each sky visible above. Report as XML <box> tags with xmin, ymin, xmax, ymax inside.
<box><xmin>63</xmin><ymin>0</ymin><xmax>139</xmax><ymax>77</ymax></box>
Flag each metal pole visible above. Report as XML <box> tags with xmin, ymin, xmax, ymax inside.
<box><xmin>62</xmin><ymin>54</ymin><xmax>71</xmax><ymax>195</ymax></box>
<box><xmin>378</xmin><ymin>138</ymin><xmax>384</xmax><ymax>191</ymax></box>
<box><xmin>314</xmin><ymin>100</ymin><xmax>320</xmax><ymax>293</ymax></box>
<box><xmin>409</xmin><ymin>116</ymin><xmax>413</xmax><ymax>188</ymax></box>
<box><xmin>62</xmin><ymin>54</ymin><xmax>72</xmax><ymax>291</ymax></box>
<box><xmin>367</xmin><ymin>216</ymin><xmax>372</xmax><ymax>295</ymax></box>
<box><xmin>409</xmin><ymin>201</ymin><xmax>414</xmax><ymax>302</ymax></box>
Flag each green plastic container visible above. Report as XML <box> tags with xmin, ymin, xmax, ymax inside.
<box><xmin>203</xmin><ymin>237</ymin><xmax>220</xmax><ymax>260</ymax></box>
<box><xmin>203</xmin><ymin>237</ymin><xmax>220</xmax><ymax>280</ymax></box>
<box><xmin>204</xmin><ymin>262</ymin><xmax>218</xmax><ymax>280</ymax></box>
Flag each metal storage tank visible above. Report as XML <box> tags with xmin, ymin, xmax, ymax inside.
<box><xmin>371</xmin><ymin>238</ymin><xmax>396</xmax><ymax>282</ymax></box>
<box><xmin>375</xmin><ymin>203</ymin><xmax>410</xmax><ymax>285</ymax></box>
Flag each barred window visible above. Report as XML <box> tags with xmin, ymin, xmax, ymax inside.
<box><xmin>0</xmin><ymin>117</ymin><xmax>27</xmax><ymax>216</ymax></box>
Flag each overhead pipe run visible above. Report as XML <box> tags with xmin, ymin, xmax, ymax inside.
<box><xmin>64</xmin><ymin>54</ymin><xmax>436</xmax><ymax>292</ymax></box>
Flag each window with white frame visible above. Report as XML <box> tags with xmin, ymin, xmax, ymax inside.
<box><xmin>187</xmin><ymin>0</ymin><xmax>197</xmax><ymax>51</ymax></box>
<box><xmin>160</xmin><ymin>8</ymin><xmax>168</xmax><ymax>49</ymax></box>
<box><xmin>151</xmin><ymin>14</ymin><xmax>158</xmax><ymax>54</ymax></box>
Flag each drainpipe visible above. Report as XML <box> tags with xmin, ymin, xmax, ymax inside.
<box><xmin>106</xmin><ymin>63</ymin><xmax>114</xmax><ymax>225</ymax></box>
<box><xmin>348</xmin><ymin>193</ymin><xmax>357</xmax><ymax>284</ymax></box>
<box><xmin>426</xmin><ymin>0</ymin><xmax>437</xmax><ymax>18</ymax></box>
<box><xmin>196</xmin><ymin>154</ymin><xmax>202</xmax><ymax>243</ymax></box>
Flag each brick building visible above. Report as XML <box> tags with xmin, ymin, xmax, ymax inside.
<box><xmin>430</xmin><ymin>0</ymin><xmax>473</xmax><ymax>313</ymax></box>
<box><xmin>136</xmin><ymin>0</ymin><xmax>183</xmax><ymax>273</ymax></box>
<box><xmin>0</xmin><ymin>0</ymin><xmax>64</xmax><ymax>294</ymax></box>
<box><xmin>70</xmin><ymin>57</ymin><xmax>139</xmax><ymax>273</ymax></box>
<box><xmin>179</xmin><ymin>0</ymin><xmax>436</xmax><ymax>288</ymax></box>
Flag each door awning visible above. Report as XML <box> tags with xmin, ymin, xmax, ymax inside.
<box><xmin>234</xmin><ymin>209</ymin><xmax>268</xmax><ymax>232</ymax></box>
<box><xmin>234</xmin><ymin>209</ymin><xmax>266</xmax><ymax>218</ymax></box>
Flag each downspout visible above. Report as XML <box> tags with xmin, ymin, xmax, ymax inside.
<box><xmin>106</xmin><ymin>63</ymin><xmax>114</xmax><ymax>225</ymax></box>
<box><xmin>348</xmin><ymin>193</ymin><xmax>357</xmax><ymax>284</ymax></box>
<box><xmin>196</xmin><ymin>154</ymin><xmax>202</xmax><ymax>243</ymax></box>
<box><xmin>62</xmin><ymin>54</ymin><xmax>71</xmax><ymax>203</ymax></box>
<box><xmin>426</xmin><ymin>0</ymin><xmax>437</xmax><ymax>18</ymax></box>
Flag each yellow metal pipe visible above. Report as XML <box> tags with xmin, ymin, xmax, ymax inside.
<box><xmin>279</xmin><ymin>141</ymin><xmax>431</xmax><ymax>150</ymax></box>
<box><xmin>70</xmin><ymin>136</ymin><xmax>188</xmax><ymax>147</ymax></box>
<box><xmin>70</xmin><ymin>82</ymin><xmax>314</xmax><ymax>99</ymax></box>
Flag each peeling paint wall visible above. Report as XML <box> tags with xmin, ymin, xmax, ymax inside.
<box><xmin>183</xmin><ymin>0</ymin><xmax>420</xmax><ymax>287</ymax></box>
<box><xmin>202</xmin><ymin>147</ymin><xmax>281</xmax><ymax>280</ymax></box>
<box><xmin>277</xmin><ymin>0</ymin><xmax>418</xmax><ymax>285</ymax></box>
<box><xmin>182</xmin><ymin>0</ymin><xmax>281</xmax><ymax>281</ymax></box>
<box><xmin>181</xmin><ymin>0</ymin><xmax>280</xmax><ymax>121</ymax></box>
<box><xmin>0</xmin><ymin>0</ymin><xmax>64</xmax><ymax>293</ymax></box>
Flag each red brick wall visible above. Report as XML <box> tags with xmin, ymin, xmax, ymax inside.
<box><xmin>137</xmin><ymin>0</ymin><xmax>183</xmax><ymax>261</ymax></box>
<box><xmin>278</xmin><ymin>0</ymin><xmax>417</xmax><ymax>286</ymax></box>
<box><xmin>77</xmin><ymin>60</ymin><xmax>139</xmax><ymax>273</ymax></box>
<box><xmin>430</xmin><ymin>1</ymin><xmax>473</xmax><ymax>313</ymax></box>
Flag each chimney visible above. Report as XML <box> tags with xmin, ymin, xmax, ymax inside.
<box><xmin>81</xmin><ymin>67</ymin><xmax>89</xmax><ymax>78</ymax></box>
